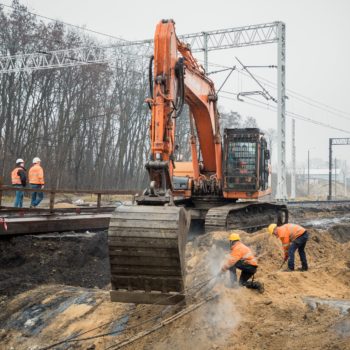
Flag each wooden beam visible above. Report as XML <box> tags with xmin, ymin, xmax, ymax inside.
<box><xmin>0</xmin><ymin>206</ymin><xmax>115</xmax><ymax>216</ymax></box>
<box><xmin>0</xmin><ymin>214</ymin><xmax>111</xmax><ymax>235</ymax></box>
<box><xmin>0</xmin><ymin>185</ymin><xmax>138</xmax><ymax>195</ymax></box>
<box><xmin>97</xmin><ymin>193</ymin><xmax>102</xmax><ymax>208</ymax></box>
<box><xmin>49</xmin><ymin>191</ymin><xmax>55</xmax><ymax>213</ymax></box>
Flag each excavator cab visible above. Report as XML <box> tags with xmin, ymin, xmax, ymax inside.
<box><xmin>223</xmin><ymin>128</ymin><xmax>270</xmax><ymax>197</ymax></box>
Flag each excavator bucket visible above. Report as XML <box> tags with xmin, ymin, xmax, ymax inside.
<box><xmin>108</xmin><ymin>205</ymin><xmax>189</xmax><ymax>305</ymax></box>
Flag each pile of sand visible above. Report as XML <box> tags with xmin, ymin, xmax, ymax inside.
<box><xmin>153</xmin><ymin>228</ymin><xmax>350</xmax><ymax>350</ymax></box>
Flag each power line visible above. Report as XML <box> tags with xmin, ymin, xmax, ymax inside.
<box><xmin>0</xmin><ymin>2</ymin><xmax>127</xmax><ymax>42</ymax></box>
<box><xmin>235</xmin><ymin>92</ymin><xmax>350</xmax><ymax>134</ymax></box>
<box><xmin>219</xmin><ymin>91</ymin><xmax>350</xmax><ymax>134</ymax></box>
<box><xmin>235</xmin><ymin>56</ymin><xmax>276</xmax><ymax>102</ymax></box>
<box><xmin>1</xmin><ymin>4</ymin><xmax>348</xmax><ymax>126</ymax></box>
<box><xmin>238</xmin><ymin>68</ymin><xmax>350</xmax><ymax>121</ymax></box>
<box><xmin>2</xmin><ymin>5</ymin><xmax>347</xmax><ymax>124</ymax></box>
<box><xmin>204</xmin><ymin>60</ymin><xmax>350</xmax><ymax>122</ymax></box>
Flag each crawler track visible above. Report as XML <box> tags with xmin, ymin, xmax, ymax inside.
<box><xmin>205</xmin><ymin>202</ymin><xmax>288</xmax><ymax>232</ymax></box>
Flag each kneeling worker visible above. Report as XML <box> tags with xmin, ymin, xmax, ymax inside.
<box><xmin>221</xmin><ymin>233</ymin><xmax>264</xmax><ymax>293</ymax></box>
<box><xmin>268</xmin><ymin>223</ymin><xmax>309</xmax><ymax>271</ymax></box>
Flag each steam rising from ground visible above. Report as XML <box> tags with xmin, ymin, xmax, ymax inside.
<box><xmin>180</xmin><ymin>241</ymin><xmax>241</xmax><ymax>349</ymax></box>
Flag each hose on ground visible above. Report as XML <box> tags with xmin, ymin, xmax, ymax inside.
<box><xmin>39</xmin><ymin>274</ymin><xmax>220</xmax><ymax>350</ymax></box>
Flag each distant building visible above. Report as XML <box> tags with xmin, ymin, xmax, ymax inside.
<box><xmin>296</xmin><ymin>168</ymin><xmax>345</xmax><ymax>184</ymax></box>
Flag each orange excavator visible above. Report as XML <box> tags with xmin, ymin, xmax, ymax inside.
<box><xmin>108</xmin><ymin>20</ymin><xmax>288</xmax><ymax>304</ymax></box>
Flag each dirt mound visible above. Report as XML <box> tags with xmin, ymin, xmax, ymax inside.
<box><xmin>152</xmin><ymin>228</ymin><xmax>350</xmax><ymax>350</ymax></box>
<box><xmin>0</xmin><ymin>227</ymin><xmax>349</xmax><ymax>350</ymax></box>
<box><xmin>329</xmin><ymin>224</ymin><xmax>350</xmax><ymax>243</ymax></box>
<box><xmin>0</xmin><ymin>232</ymin><xmax>110</xmax><ymax>296</ymax></box>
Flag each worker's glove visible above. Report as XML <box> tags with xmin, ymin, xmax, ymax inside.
<box><xmin>219</xmin><ymin>266</ymin><xmax>226</xmax><ymax>275</ymax></box>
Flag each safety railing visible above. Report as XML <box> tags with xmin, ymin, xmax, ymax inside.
<box><xmin>0</xmin><ymin>178</ymin><xmax>138</xmax><ymax>213</ymax></box>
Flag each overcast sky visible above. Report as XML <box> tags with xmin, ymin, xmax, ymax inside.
<box><xmin>14</xmin><ymin>0</ymin><xmax>350</xmax><ymax>169</ymax></box>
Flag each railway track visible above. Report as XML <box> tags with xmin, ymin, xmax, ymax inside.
<box><xmin>0</xmin><ymin>206</ymin><xmax>115</xmax><ymax>236</ymax></box>
<box><xmin>287</xmin><ymin>199</ymin><xmax>350</xmax><ymax>206</ymax></box>
<box><xmin>1</xmin><ymin>199</ymin><xmax>349</xmax><ymax>236</ymax></box>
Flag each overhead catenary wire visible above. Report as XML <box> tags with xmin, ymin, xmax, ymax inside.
<box><xmin>2</xmin><ymin>4</ymin><xmax>348</xmax><ymax>133</ymax></box>
<box><xmin>203</xmin><ymin>59</ymin><xmax>350</xmax><ymax>122</ymax></box>
<box><xmin>0</xmin><ymin>2</ymin><xmax>127</xmax><ymax>42</ymax></box>
<box><xmin>2</xmin><ymin>7</ymin><xmax>347</xmax><ymax>123</ymax></box>
<box><xmin>221</xmin><ymin>91</ymin><xmax>350</xmax><ymax>134</ymax></box>
<box><xmin>219</xmin><ymin>91</ymin><xmax>350</xmax><ymax>134</ymax></box>
<box><xmin>2</xmin><ymin>3</ymin><xmax>348</xmax><ymax>123</ymax></box>
<box><xmin>216</xmin><ymin>63</ymin><xmax>236</xmax><ymax>94</ymax></box>
<box><xmin>237</xmin><ymin>68</ymin><xmax>350</xmax><ymax>122</ymax></box>
<box><xmin>235</xmin><ymin>56</ymin><xmax>276</xmax><ymax>103</ymax></box>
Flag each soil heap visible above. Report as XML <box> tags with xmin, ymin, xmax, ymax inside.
<box><xmin>0</xmin><ymin>227</ymin><xmax>349</xmax><ymax>350</ymax></box>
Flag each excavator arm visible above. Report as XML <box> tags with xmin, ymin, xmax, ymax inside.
<box><xmin>143</xmin><ymin>19</ymin><xmax>222</xmax><ymax>203</ymax></box>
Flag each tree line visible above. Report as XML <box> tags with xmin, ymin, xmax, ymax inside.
<box><xmin>0</xmin><ymin>1</ymin><xmax>267</xmax><ymax>191</ymax></box>
<box><xmin>0</xmin><ymin>1</ymin><xmax>152</xmax><ymax>189</ymax></box>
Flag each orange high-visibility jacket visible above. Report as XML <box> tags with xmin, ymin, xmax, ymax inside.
<box><xmin>223</xmin><ymin>241</ymin><xmax>258</xmax><ymax>271</ymax></box>
<box><xmin>28</xmin><ymin>164</ymin><xmax>44</xmax><ymax>185</ymax></box>
<box><xmin>11</xmin><ymin>167</ymin><xmax>22</xmax><ymax>185</ymax></box>
<box><xmin>275</xmin><ymin>223</ymin><xmax>306</xmax><ymax>254</ymax></box>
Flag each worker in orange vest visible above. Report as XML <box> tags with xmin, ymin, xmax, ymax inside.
<box><xmin>28</xmin><ymin>157</ymin><xmax>45</xmax><ymax>208</ymax></box>
<box><xmin>221</xmin><ymin>233</ymin><xmax>264</xmax><ymax>293</ymax></box>
<box><xmin>11</xmin><ymin>158</ymin><xmax>27</xmax><ymax>208</ymax></box>
<box><xmin>268</xmin><ymin>223</ymin><xmax>309</xmax><ymax>271</ymax></box>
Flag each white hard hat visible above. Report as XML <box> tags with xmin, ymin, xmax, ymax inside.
<box><xmin>33</xmin><ymin>157</ymin><xmax>41</xmax><ymax>163</ymax></box>
<box><xmin>16</xmin><ymin>158</ymin><xmax>24</xmax><ymax>164</ymax></box>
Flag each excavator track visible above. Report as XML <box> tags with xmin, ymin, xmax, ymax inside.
<box><xmin>108</xmin><ymin>205</ymin><xmax>189</xmax><ymax>305</ymax></box>
<box><xmin>205</xmin><ymin>202</ymin><xmax>288</xmax><ymax>232</ymax></box>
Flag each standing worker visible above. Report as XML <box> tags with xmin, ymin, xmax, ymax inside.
<box><xmin>221</xmin><ymin>233</ymin><xmax>264</xmax><ymax>293</ymax></box>
<box><xmin>28</xmin><ymin>157</ymin><xmax>45</xmax><ymax>208</ymax></box>
<box><xmin>11</xmin><ymin>158</ymin><xmax>27</xmax><ymax>208</ymax></box>
<box><xmin>268</xmin><ymin>223</ymin><xmax>309</xmax><ymax>271</ymax></box>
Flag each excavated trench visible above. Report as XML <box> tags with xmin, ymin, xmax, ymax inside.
<box><xmin>0</xmin><ymin>232</ymin><xmax>111</xmax><ymax>297</ymax></box>
<box><xmin>0</xmin><ymin>204</ymin><xmax>349</xmax><ymax>350</ymax></box>
<box><xmin>0</xmin><ymin>204</ymin><xmax>350</xmax><ymax>298</ymax></box>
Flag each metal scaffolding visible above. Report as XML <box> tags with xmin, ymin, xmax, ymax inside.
<box><xmin>0</xmin><ymin>21</ymin><xmax>287</xmax><ymax>199</ymax></box>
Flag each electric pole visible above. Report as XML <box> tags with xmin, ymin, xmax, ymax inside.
<box><xmin>334</xmin><ymin>157</ymin><xmax>337</xmax><ymax>198</ymax></box>
<box><xmin>291</xmin><ymin>119</ymin><xmax>296</xmax><ymax>199</ymax></box>
<box><xmin>307</xmin><ymin>150</ymin><xmax>310</xmax><ymax>197</ymax></box>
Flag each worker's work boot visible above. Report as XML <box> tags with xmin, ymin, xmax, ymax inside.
<box><xmin>282</xmin><ymin>268</ymin><xmax>294</xmax><ymax>272</ymax></box>
<box><xmin>255</xmin><ymin>281</ymin><xmax>264</xmax><ymax>294</ymax></box>
<box><xmin>244</xmin><ymin>281</ymin><xmax>264</xmax><ymax>293</ymax></box>
<box><xmin>297</xmin><ymin>267</ymin><xmax>308</xmax><ymax>272</ymax></box>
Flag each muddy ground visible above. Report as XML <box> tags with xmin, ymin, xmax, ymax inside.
<box><xmin>0</xmin><ymin>232</ymin><xmax>110</xmax><ymax>297</ymax></box>
<box><xmin>0</xmin><ymin>205</ymin><xmax>350</xmax><ymax>349</ymax></box>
